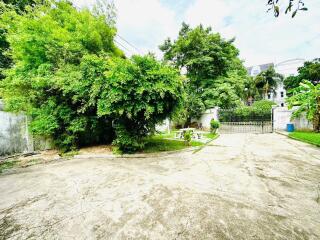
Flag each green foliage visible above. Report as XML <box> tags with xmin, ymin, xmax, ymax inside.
<box><xmin>286</xmin><ymin>80</ymin><xmax>320</xmax><ymax>131</ymax></box>
<box><xmin>210</xmin><ymin>119</ymin><xmax>220</xmax><ymax>133</ymax></box>
<box><xmin>97</xmin><ymin>55</ymin><xmax>183</xmax><ymax>152</ymax></box>
<box><xmin>289</xmin><ymin>131</ymin><xmax>320</xmax><ymax>147</ymax></box>
<box><xmin>183</xmin><ymin>130</ymin><xmax>192</xmax><ymax>146</ymax></box>
<box><xmin>1</xmin><ymin>1</ymin><xmax>183</xmax><ymax>153</ymax></box>
<box><xmin>219</xmin><ymin>100</ymin><xmax>275</xmax><ymax>122</ymax></box>
<box><xmin>284</xmin><ymin>59</ymin><xmax>320</xmax><ymax>94</ymax></box>
<box><xmin>0</xmin><ymin>1</ymin><xmax>121</xmax><ymax>151</ymax></box>
<box><xmin>160</xmin><ymin>23</ymin><xmax>249</xmax><ymax>123</ymax></box>
<box><xmin>255</xmin><ymin>66</ymin><xmax>283</xmax><ymax>98</ymax></box>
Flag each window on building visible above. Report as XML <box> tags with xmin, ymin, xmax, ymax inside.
<box><xmin>280</xmin><ymin>91</ymin><xmax>284</xmax><ymax>98</ymax></box>
<box><xmin>268</xmin><ymin>93</ymin><xmax>271</xmax><ymax>99</ymax></box>
<box><xmin>281</xmin><ymin>103</ymin><xmax>284</xmax><ymax>107</ymax></box>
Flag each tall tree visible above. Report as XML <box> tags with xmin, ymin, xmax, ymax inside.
<box><xmin>284</xmin><ymin>59</ymin><xmax>320</xmax><ymax>94</ymax></box>
<box><xmin>0</xmin><ymin>0</ymin><xmax>44</xmax><ymax>80</ymax></box>
<box><xmin>255</xmin><ymin>66</ymin><xmax>283</xmax><ymax>98</ymax></box>
<box><xmin>160</xmin><ymin>23</ymin><xmax>248</xmax><ymax>122</ymax></box>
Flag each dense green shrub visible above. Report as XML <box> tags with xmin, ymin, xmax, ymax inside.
<box><xmin>219</xmin><ymin>100</ymin><xmax>275</xmax><ymax>122</ymax></box>
<box><xmin>97</xmin><ymin>55</ymin><xmax>184</xmax><ymax>152</ymax></box>
<box><xmin>210</xmin><ymin>119</ymin><xmax>220</xmax><ymax>133</ymax></box>
<box><xmin>183</xmin><ymin>130</ymin><xmax>192</xmax><ymax>146</ymax></box>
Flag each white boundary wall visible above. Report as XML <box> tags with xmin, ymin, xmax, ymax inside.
<box><xmin>191</xmin><ymin>107</ymin><xmax>219</xmax><ymax>130</ymax></box>
<box><xmin>273</xmin><ymin>106</ymin><xmax>313</xmax><ymax>130</ymax></box>
<box><xmin>0</xmin><ymin>100</ymin><xmax>34</xmax><ymax>156</ymax></box>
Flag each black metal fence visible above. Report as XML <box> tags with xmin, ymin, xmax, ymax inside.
<box><xmin>218</xmin><ymin>109</ymin><xmax>272</xmax><ymax>134</ymax></box>
<box><xmin>219</xmin><ymin>121</ymin><xmax>272</xmax><ymax>134</ymax></box>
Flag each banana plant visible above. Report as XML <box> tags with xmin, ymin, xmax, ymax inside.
<box><xmin>287</xmin><ymin>80</ymin><xmax>320</xmax><ymax>132</ymax></box>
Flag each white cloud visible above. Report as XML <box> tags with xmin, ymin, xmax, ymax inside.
<box><xmin>114</xmin><ymin>0</ymin><xmax>179</xmax><ymax>57</ymax></box>
<box><xmin>182</xmin><ymin>0</ymin><xmax>320</xmax><ymax>66</ymax></box>
<box><xmin>73</xmin><ymin>0</ymin><xmax>320</xmax><ymax>65</ymax></box>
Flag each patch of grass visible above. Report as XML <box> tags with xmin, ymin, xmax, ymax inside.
<box><xmin>203</xmin><ymin>132</ymin><xmax>218</xmax><ymax>139</ymax></box>
<box><xmin>289</xmin><ymin>131</ymin><xmax>320</xmax><ymax>147</ymax></box>
<box><xmin>142</xmin><ymin>135</ymin><xmax>203</xmax><ymax>153</ymax></box>
<box><xmin>0</xmin><ymin>160</ymin><xmax>19</xmax><ymax>173</ymax></box>
<box><xmin>59</xmin><ymin>150</ymin><xmax>79</xmax><ymax>158</ymax></box>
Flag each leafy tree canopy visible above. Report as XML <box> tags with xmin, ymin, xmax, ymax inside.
<box><xmin>160</xmin><ymin>23</ymin><xmax>249</xmax><ymax>123</ymax></box>
<box><xmin>97</xmin><ymin>55</ymin><xmax>184</xmax><ymax>152</ymax></box>
<box><xmin>284</xmin><ymin>59</ymin><xmax>320</xmax><ymax>93</ymax></box>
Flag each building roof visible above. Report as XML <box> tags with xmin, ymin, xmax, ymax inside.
<box><xmin>247</xmin><ymin>63</ymin><xmax>274</xmax><ymax>76</ymax></box>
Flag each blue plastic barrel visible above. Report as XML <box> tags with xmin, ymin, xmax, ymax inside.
<box><xmin>287</xmin><ymin>123</ymin><xmax>294</xmax><ymax>132</ymax></box>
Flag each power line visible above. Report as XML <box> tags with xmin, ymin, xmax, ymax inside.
<box><xmin>116</xmin><ymin>34</ymin><xmax>143</xmax><ymax>55</ymax></box>
<box><xmin>114</xmin><ymin>39</ymin><xmax>136</xmax><ymax>55</ymax></box>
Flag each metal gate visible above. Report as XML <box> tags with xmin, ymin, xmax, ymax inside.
<box><xmin>218</xmin><ymin>109</ymin><xmax>272</xmax><ymax>134</ymax></box>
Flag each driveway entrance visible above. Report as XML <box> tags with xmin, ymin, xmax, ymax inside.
<box><xmin>1</xmin><ymin>133</ymin><xmax>320</xmax><ymax>239</ymax></box>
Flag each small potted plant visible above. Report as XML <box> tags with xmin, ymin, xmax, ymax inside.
<box><xmin>210</xmin><ymin>119</ymin><xmax>220</xmax><ymax>134</ymax></box>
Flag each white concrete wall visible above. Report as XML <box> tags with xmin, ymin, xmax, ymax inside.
<box><xmin>0</xmin><ymin>110</ymin><xmax>34</xmax><ymax>155</ymax></box>
<box><xmin>155</xmin><ymin>119</ymin><xmax>170</xmax><ymax>132</ymax></box>
<box><xmin>193</xmin><ymin>107</ymin><xmax>219</xmax><ymax>130</ymax></box>
<box><xmin>273</xmin><ymin>106</ymin><xmax>312</xmax><ymax>130</ymax></box>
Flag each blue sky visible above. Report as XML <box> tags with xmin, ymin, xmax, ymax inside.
<box><xmin>75</xmin><ymin>0</ymin><xmax>320</xmax><ymax>66</ymax></box>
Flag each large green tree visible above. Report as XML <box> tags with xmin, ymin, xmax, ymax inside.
<box><xmin>160</xmin><ymin>23</ymin><xmax>248</xmax><ymax>122</ymax></box>
<box><xmin>0</xmin><ymin>0</ymin><xmax>46</xmax><ymax>80</ymax></box>
<box><xmin>284</xmin><ymin>59</ymin><xmax>320</xmax><ymax>94</ymax></box>
<box><xmin>287</xmin><ymin>81</ymin><xmax>320</xmax><ymax>132</ymax></box>
<box><xmin>255</xmin><ymin>66</ymin><xmax>284</xmax><ymax>98</ymax></box>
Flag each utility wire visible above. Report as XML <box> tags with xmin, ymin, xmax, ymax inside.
<box><xmin>116</xmin><ymin>34</ymin><xmax>143</xmax><ymax>54</ymax></box>
<box><xmin>114</xmin><ymin>39</ymin><xmax>136</xmax><ymax>55</ymax></box>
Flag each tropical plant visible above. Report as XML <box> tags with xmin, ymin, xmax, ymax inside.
<box><xmin>243</xmin><ymin>77</ymin><xmax>259</xmax><ymax>105</ymax></box>
<box><xmin>210</xmin><ymin>119</ymin><xmax>220</xmax><ymax>133</ymax></box>
<box><xmin>287</xmin><ymin>80</ymin><xmax>320</xmax><ymax>132</ymax></box>
<box><xmin>255</xmin><ymin>66</ymin><xmax>284</xmax><ymax>99</ymax></box>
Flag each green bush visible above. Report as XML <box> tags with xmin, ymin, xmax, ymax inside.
<box><xmin>210</xmin><ymin>119</ymin><xmax>220</xmax><ymax>133</ymax></box>
<box><xmin>183</xmin><ymin>130</ymin><xmax>192</xmax><ymax>146</ymax></box>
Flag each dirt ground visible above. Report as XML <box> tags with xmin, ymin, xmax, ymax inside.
<box><xmin>0</xmin><ymin>133</ymin><xmax>320</xmax><ymax>240</ymax></box>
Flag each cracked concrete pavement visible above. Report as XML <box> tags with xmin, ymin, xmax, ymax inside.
<box><xmin>1</xmin><ymin>133</ymin><xmax>320</xmax><ymax>239</ymax></box>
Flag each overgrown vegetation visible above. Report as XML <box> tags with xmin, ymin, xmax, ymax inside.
<box><xmin>287</xmin><ymin>81</ymin><xmax>320</xmax><ymax>132</ymax></box>
<box><xmin>0</xmin><ymin>0</ymin><xmax>183</xmax><ymax>153</ymax></box>
<box><xmin>289</xmin><ymin>131</ymin><xmax>320</xmax><ymax>147</ymax></box>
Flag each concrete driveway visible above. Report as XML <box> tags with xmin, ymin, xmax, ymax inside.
<box><xmin>1</xmin><ymin>133</ymin><xmax>320</xmax><ymax>239</ymax></box>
